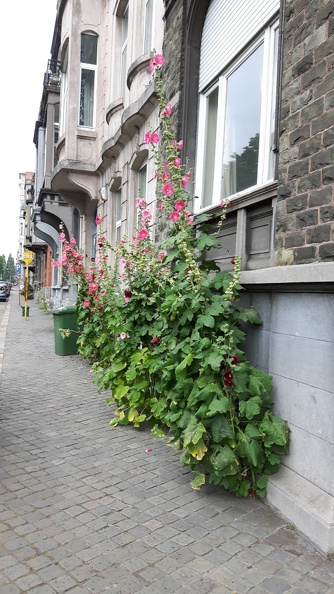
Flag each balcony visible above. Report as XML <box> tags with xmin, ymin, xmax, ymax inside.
<box><xmin>43</xmin><ymin>59</ymin><xmax>61</xmax><ymax>89</ymax></box>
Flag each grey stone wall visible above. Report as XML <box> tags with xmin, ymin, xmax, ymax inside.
<box><xmin>276</xmin><ymin>0</ymin><xmax>334</xmax><ymax>264</ymax></box>
<box><xmin>241</xmin><ymin>288</ymin><xmax>334</xmax><ymax>555</ymax></box>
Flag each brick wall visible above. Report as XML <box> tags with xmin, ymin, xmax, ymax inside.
<box><xmin>276</xmin><ymin>0</ymin><xmax>334</xmax><ymax>264</ymax></box>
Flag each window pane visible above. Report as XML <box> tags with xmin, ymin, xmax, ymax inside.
<box><xmin>268</xmin><ymin>27</ymin><xmax>279</xmax><ymax>180</ymax></box>
<box><xmin>115</xmin><ymin>190</ymin><xmax>122</xmax><ymax>222</ymax></box>
<box><xmin>138</xmin><ymin>165</ymin><xmax>147</xmax><ymax>199</ymax></box>
<box><xmin>81</xmin><ymin>34</ymin><xmax>97</xmax><ymax>64</ymax></box>
<box><xmin>144</xmin><ymin>0</ymin><xmax>153</xmax><ymax>53</ymax></box>
<box><xmin>222</xmin><ymin>44</ymin><xmax>263</xmax><ymax>199</ymax></box>
<box><xmin>122</xmin><ymin>6</ymin><xmax>129</xmax><ymax>44</ymax></box>
<box><xmin>79</xmin><ymin>69</ymin><xmax>95</xmax><ymax>126</ymax></box>
<box><xmin>202</xmin><ymin>87</ymin><xmax>218</xmax><ymax>208</ymax></box>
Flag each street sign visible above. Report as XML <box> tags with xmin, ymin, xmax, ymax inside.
<box><xmin>16</xmin><ymin>263</ymin><xmax>21</xmax><ymax>274</ymax></box>
<box><xmin>23</xmin><ymin>250</ymin><xmax>34</xmax><ymax>264</ymax></box>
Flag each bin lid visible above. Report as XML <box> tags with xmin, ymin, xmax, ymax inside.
<box><xmin>52</xmin><ymin>306</ymin><xmax>77</xmax><ymax>315</ymax></box>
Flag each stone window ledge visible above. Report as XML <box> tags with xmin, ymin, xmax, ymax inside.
<box><xmin>239</xmin><ymin>261</ymin><xmax>334</xmax><ymax>292</ymax></box>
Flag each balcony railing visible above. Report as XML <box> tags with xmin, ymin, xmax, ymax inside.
<box><xmin>43</xmin><ymin>59</ymin><xmax>61</xmax><ymax>89</ymax></box>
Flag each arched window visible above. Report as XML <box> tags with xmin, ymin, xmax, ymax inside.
<box><xmin>79</xmin><ymin>33</ymin><xmax>98</xmax><ymax>128</ymax></box>
<box><xmin>194</xmin><ymin>0</ymin><xmax>280</xmax><ymax>211</ymax></box>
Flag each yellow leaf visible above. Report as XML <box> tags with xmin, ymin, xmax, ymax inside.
<box><xmin>188</xmin><ymin>438</ymin><xmax>208</xmax><ymax>461</ymax></box>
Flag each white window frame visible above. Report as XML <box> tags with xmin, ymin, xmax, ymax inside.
<box><xmin>79</xmin><ymin>33</ymin><xmax>98</xmax><ymax>129</ymax></box>
<box><xmin>115</xmin><ymin>189</ymin><xmax>122</xmax><ymax>244</ymax></box>
<box><xmin>120</xmin><ymin>3</ymin><xmax>129</xmax><ymax>97</ymax></box>
<box><xmin>194</xmin><ymin>20</ymin><xmax>279</xmax><ymax>213</ymax></box>
<box><xmin>60</xmin><ymin>48</ymin><xmax>68</xmax><ymax>136</ymax></box>
<box><xmin>143</xmin><ymin>0</ymin><xmax>155</xmax><ymax>54</ymax></box>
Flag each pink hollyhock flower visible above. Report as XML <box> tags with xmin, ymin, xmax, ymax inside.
<box><xmin>141</xmin><ymin>209</ymin><xmax>152</xmax><ymax>220</ymax></box>
<box><xmin>145</xmin><ymin>132</ymin><xmax>160</xmax><ymax>144</ymax></box>
<box><xmin>177</xmin><ymin>140</ymin><xmax>183</xmax><ymax>150</ymax></box>
<box><xmin>136</xmin><ymin>197</ymin><xmax>146</xmax><ymax>208</ymax></box>
<box><xmin>170</xmin><ymin>140</ymin><xmax>175</xmax><ymax>147</ymax></box>
<box><xmin>163</xmin><ymin>103</ymin><xmax>172</xmax><ymax>117</ymax></box>
<box><xmin>120</xmin><ymin>257</ymin><xmax>127</xmax><ymax>267</ymax></box>
<box><xmin>149</xmin><ymin>59</ymin><xmax>154</xmax><ymax>72</ymax></box>
<box><xmin>187</xmin><ymin>216</ymin><xmax>194</xmax><ymax>225</ymax></box>
<box><xmin>95</xmin><ymin>215</ymin><xmax>104</xmax><ymax>225</ymax></box>
<box><xmin>162</xmin><ymin>183</ymin><xmax>174</xmax><ymax>196</ymax></box>
<box><xmin>158</xmin><ymin>202</ymin><xmax>163</xmax><ymax>212</ymax></box>
<box><xmin>142</xmin><ymin>248</ymin><xmax>150</xmax><ymax>254</ymax></box>
<box><xmin>174</xmin><ymin>200</ymin><xmax>185</xmax><ymax>211</ymax></box>
<box><xmin>70</xmin><ymin>237</ymin><xmax>76</xmax><ymax>245</ymax></box>
<box><xmin>170</xmin><ymin>211</ymin><xmax>180</xmax><ymax>222</ymax></box>
<box><xmin>138</xmin><ymin>228</ymin><xmax>149</xmax><ymax>239</ymax></box>
<box><xmin>154</xmin><ymin>170</ymin><xmax>158</xmax><ymax>179</ymax></box>
<box><xmin>163</xmin><ymin>161</ymin><xmax>168</xmax><ymax>170</ymax></box>
<box><xmin>59</xmin><ymin>233</ymin><xmax>66</xmax><ymax>242</ymax></box>
<box><xmin>83</xmin><ymin>299</ymin><xmax>90</xmax><ymax>308</ymax></box>
<box><xmin>220</xmin><ymin>200</ymin><xmax>225</xmax><ymax>208</ymax></box>
<box><xmin>161</xmin><ymin>172</ymin><xmax>171</xmax><ymax>182</ymax></box>
<box><xmin>59</xmin><ymin>223</ymin><xmax>63</xmax><ymax>230</ymax></box>
<box><xmin>119</xmin><ymin>332</ymin><xmax>129</xmax><ymax>340</ymax></box>
<box><xmin>157</xmin><ymin>250</ymin><xmax>167</xmax><ymax>262</ymax></box>
<box><xmin>153</xmin><ymin>53</ymin><xmax>164</xmax><ymax>67</ymax></box>
<box><xmin>181</xmin><ymin>175</ymin><xmax>189</xmax><ymax>187</ymax></box>
<box><xmin>173</xmin><ymin>157</ymin><xmax>181</xmax><ymax>167</ymax></box>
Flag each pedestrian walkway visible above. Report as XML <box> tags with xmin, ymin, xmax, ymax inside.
<box><xmin>0</xmin><ymin>292</ymin><xmax>333</xmax><ymax>594</ymax></box>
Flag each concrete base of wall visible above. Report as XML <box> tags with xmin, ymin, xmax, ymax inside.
<box><xmin>267</xmin><ymin>456</ymin><xmax>334</xmax><ymax>557</ymax></box>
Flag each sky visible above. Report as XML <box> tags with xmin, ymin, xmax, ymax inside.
<box><xmin>0</xmin><ymin>1</ymin><xmax>57</xmax><ymax>261</ymax></box>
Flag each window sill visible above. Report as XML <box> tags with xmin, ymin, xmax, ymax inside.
<box><xmin>77</xmin><ymin>129</ymin><xmax>97</xmax><ymax>140</ymax></box>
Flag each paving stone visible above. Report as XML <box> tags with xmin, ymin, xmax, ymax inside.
<box><xmin>0</xmin><ymin>299</ymin><xmax>334</xmax><ymax>594</ymax></box>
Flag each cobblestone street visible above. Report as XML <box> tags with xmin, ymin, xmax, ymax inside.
<box><xmin>0</xmin><ymin>291</ymin><xmax>333</xmax><ymax>593</ymax></box>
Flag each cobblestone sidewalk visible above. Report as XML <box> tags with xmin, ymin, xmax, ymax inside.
<box><xmin>0</xmin><ymin>293</ymin><xmax>333</xmax><ymax>593</ymax></box>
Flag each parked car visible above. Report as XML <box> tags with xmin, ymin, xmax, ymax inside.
<box><xmin>0</xmin><ymin>283</ymin><xmax>8</xmax><ymax>302</ymax></box>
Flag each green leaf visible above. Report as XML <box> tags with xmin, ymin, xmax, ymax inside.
<box><xmin>211</xmin><ymin>416</ymin><xmax>234</xmax><ymax>442</ymax></box>
<box><xmin>191</xmin><ymin>472</ymin><xmax>206</xmax><ymax>490</ymax></box>
<box><xmin>183</xmin><ymin>417</ymin><xmax>206</xmax><ymax>447</ymax></box>
<box><xmin>195</xmin><ymin>233</ymin><xmax>221</xmax><ymax>253</ymax></box>
<box><xmin>151</xmin><ymin>425</ymin><xmax>166</xmax><ymax>439</ymax></box>
<box><xmin>256</xmin><ymin>476</ymin><xmax>268</xmax><ymax>489</ymax></box>
<box><xmin>239</xmin><ymin>396</ymin><xmax>262</xmax><ymax>420</ymax></box>
<box><xmin>237</xmin><ymin>435</ymin><xmax>263</xmax><ymax>467</ymax></box>
<box><xmin>197</xmin><ymin>314</ymin><xmax>215</xmax><ymax>328</ymax></box>
<box><xmin>113</xmin><ymin>383</ymin><xmax>130</xmax><ymax>401</ymax></box>
<box><xmin>206</xmin><ymin>351</ymin><xmax>223</xmax><ymax>371</ymax></box>
<box><xmin>260</xmin><ymin>412</ymin><xmax>290</xmax><ymax>448</ymax></box>
<box><xmin>176</xmin><ymin>353</ymin><xmax>194</xmax><ymax>373</ymax></box>
<box><xmin>109</xmin><ymin>418</ymin><xmax>119</xmax><ymax>427</ymax></box>
<box><xmin>206</xmin><ymin>396</ymin><xmax>230</xmax><ymax>417</ymax></box>
<box><xmin>210</xmin><ymin>445</ymin><xmax>236</xmax><ymax>471</ymax></box>
<box><xmin>238</xmin><ymin>306</ymin><xmax>263</xmax><ymax>325</ymax></box>
<box><xmin>245</xmin><ymin>423</ymin><xmax>262</xmax><ymax>438</ymax></box>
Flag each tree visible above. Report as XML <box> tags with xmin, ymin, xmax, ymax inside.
<box><xmin>0</xmin><ymin>255</ymin><xmax>6</xmax><ymax>280</ymax></box>
<box><xmin>5</xmin><ymin>254</ymin><xmax>15</xmax><ymax>281</ymax></box>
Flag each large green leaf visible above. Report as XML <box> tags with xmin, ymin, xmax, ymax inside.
<box><xmin>237</xmin><ymin>435</ymin><xmax>264</xmax><ymax>467</ymax></box>
<box><xmin>183</xmin><ymin>417</ymin><xmax>206</xmax><ymax>446</ymax></box>
<box><xmin>113</xmin><ymin>383</ymin><xmax>130</xmax><ymax>400</ymax></box>
<box><xmin>197</xmin><ymin>314</ymin><xmax>215</xmax><ymax>328</ymax></box>
<box><xmin>238</xmin><ymin>306</ymin><xmax>263</xmax><ymax>325</ymax></box>
<box><xmin>191</xmin><ymin>472</ymin><xmax>206</xmax><ymax>490</ymax></box>
<box><xmin>210</xmin><ymin>416</ymin><xmax>234</xmax><ymax>442</ymax></box>
<box><xmin>239</xmin><ymin>396</ymin><xmax>262</xmax><ymax>420</ymax></box>
<box><xmin>210</xmin><ymin>445</ymin><xmax>236</xmax><ymax>471</ymax></box>
<box><xmin>260</xmin><ymin>412</ymin><xmax>290</xmax><ymax>447</ymax></box>
<box><xmin>206</xmin><ymin>396</ymin><xmax>230</xmax><ymax>417</ymax></box>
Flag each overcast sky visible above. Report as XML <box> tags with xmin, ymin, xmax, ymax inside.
<box><xmin>0</xmin><ymin>1</ymin><xmax>57</xmax><ymax>261</ymax></box>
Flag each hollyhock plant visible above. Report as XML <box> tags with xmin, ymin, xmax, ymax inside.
<box><xmin>69</xmin><ymin>50</ymin><xmax>291</xmax><ymax>501</ymax></box>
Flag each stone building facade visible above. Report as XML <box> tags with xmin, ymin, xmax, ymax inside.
<box><xmin>29</xmin><ymin>0</ymin><xmax>334</xmax><ymax>555</ymax></box>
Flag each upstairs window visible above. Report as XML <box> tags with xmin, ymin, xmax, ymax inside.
<box><xmin>120</xmin><ymin>3</ymin><xmax>129</xmax><ymax>96</ymax></box>
<box><xmin>195</xmin><ymin>0</ymin><xmax>279</xmax><ymax>211</ymax></box>
<box><xmin>144</xmin><ymin>0</ymin><xmax>154</xmax><ymax>54</ymax></box>
<box><xmin>79</xmin><ymin>33</ymin><xmax>98</xmax><ymax>127</ymax></box>
<box><xmin>60</xmin><ymin>45</ymin><xmax>68</xmax><ymax>136</ymax></box>
<box><xmin>54</xmin><ymin>104</ymin><xmax>59</xmax><ymax>167</ymax></box>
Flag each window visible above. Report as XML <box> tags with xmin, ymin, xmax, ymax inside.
<box><xmin>195</xmin><ymin>0</ymin><xmax>279</xmax><ymax>212</ymax></box>
<box><xmin>60</xmin><ymin>46</ymin><xmax>68</xmax><ymax>135</ymax></box>
<box><xmin>143</xmin><ymin>0</ymin><xmax>154</xmax><ymax>54</ymax></box>
<box><xmin>115</xmin><ymin>189</ymin><xmax>122</xmax><ymax>244</ymax></box>
<box><xmin>120</xmin><ymin>3</ymin><xmax>129</xmax><ymax>96</ymax></box>
<box><xmin>54</xmin><ymin>104</ymin><xmax>59</xmax><ymax>167</ymax></box>
<box><xmin>79</xmin><ymin>33</ymin><xmax>98</xmax><ymax>127</ymax></box>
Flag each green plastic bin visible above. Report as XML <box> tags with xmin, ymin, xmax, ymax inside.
<box><xmin>52</xmin><ymin>306</ymin><xmax>78</xmax><ymax>356</ymax></box>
